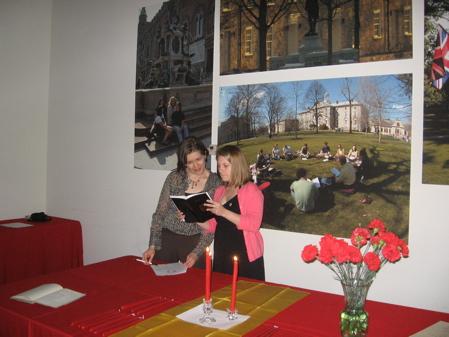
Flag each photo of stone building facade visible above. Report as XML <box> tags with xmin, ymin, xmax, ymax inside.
<box><xmin>298</xmin><ymin>100</ymin><xmax>369</xmax><ymax>132</ymax></box>
<box><xmin>370</xmin><ymin>119</ymin><xmax>410</xmax><ymax>140</ymax></box>
<box><xmin>220</xmin><ymin>0</ymin><xmax>412</xmax><ymax>74</ymax></box>
<box><xmin>136</xmin><ymin>0</ymin><xmax>215</xmax><ymax>89</ymax></box>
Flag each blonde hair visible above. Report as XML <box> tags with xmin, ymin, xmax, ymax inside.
<box><xmin>216</xmin><ymin>145</ymin><xmax>250</xmax><ymax>187</ymax></box>
<box><xmin>169</xmin><ymin>96</ymin><xmax>177</xmax><ymax>105</ymax></box>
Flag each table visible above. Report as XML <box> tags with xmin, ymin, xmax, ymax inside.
<box><xmin>0</xmin><ymin>217</ymin><xmax>83</xmax><ymax>284</ymax></box>
<box><xmin>0</xmin><ymin>256</ymin><xmax>448</xmax><ymax>337</ymax></box>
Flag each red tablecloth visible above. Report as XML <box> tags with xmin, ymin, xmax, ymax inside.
<box><xmin>0</xmin><ymin>217</ymin><xmax>83</xmax><ymax>284</ymax></box>
<box><xmin>0</xmin><ymin>256</ymin><xmax>448</xmax><ymax>337</ymax></box>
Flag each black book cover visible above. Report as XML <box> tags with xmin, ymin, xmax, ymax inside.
<box><xmin>170</xmin><ymin>192</ymin><xmax>214</xmax><ymax>223</ymax></box>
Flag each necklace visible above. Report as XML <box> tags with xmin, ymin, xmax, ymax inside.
<box><xmin>187</xmin><ymin>172</ymin><xmax>207</xmax><ymax>189</ymax></box>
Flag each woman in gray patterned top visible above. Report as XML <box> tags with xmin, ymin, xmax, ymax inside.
<box><xmin>142</xmin><ymin>137</ymin><xmax>221</xmax><ymax>268</ymax></box>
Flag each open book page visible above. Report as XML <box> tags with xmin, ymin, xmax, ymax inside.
<box><xmin>151</xmin><ymin>262</ymin><xmax>187</xmax><ymax>276</ymax></box>
<box><xmin>36</xmin><ymin>288</ymin><xmax>85</xmax><ymax>308</ymax></box>
<box><xmin>11</xmin><ymin>283</ymin><xmax>63</xmax><ymax>304</ymax></box>
<box><xmin>11</xmin><ymin>283</ymin><xmax>85</xmax><ymax>308</ymax></box>
<box><xmin>331</xmin><ymin>167</ymin><xmax>341</xmax><ymax>177</ymax></box>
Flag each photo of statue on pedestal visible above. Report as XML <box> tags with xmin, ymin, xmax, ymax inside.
<box><xmin>305</xmin><ymin>0</ymin><xmax>319</xmax><ymax>36</ymax></box>
<box><xmin>220</xmin><ymin>0</ymin><xmax>412</xmax><ymax>74</ymax></box>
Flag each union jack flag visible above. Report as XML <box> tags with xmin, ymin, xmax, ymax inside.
<box><xmin>431</xmin><ymin>25</ymin><xmax>449</xmax><ymax>89</ymax></box>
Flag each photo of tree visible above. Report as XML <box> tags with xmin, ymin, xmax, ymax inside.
<box><xmin>422</xmin><ymin>1</ymin><xmax>449</xmax><ymax>185</ymax></box>
<box><xmin>218</xmin><ymin>74</ymin><xmax>411</xmax><ymax>239</ymax></box>
<box><xmin>134</xmin><ymin>0</ymin><xmax>214</xmax><ymax>170</ymax></box>
<box><xmin>220</xmin><ymin>0</ymin><xmax>412</xmax><ymax>74</ymax></box>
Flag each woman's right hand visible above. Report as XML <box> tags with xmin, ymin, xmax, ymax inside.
<box><xmin>176</xmin><ymin>209</ymin><xmax>186</xmax><ymax>222</ymax></box>
<box><xmin>142</xmin><ymin>247</ymin><xmax>155</xmax><ymax>265</ymax></box>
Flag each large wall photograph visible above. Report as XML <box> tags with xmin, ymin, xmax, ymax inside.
<box><xmin>422</xmin><ymin>1</ymin><xmax>449</xmax><ymax>185</ymax></box>
<box><xmin>220</xmin><ymin>0</ymin><xmax>412</xmax><ymax>75</ymax></box>
<box><xmin>218</xmin><ymin>74</ymin><xmax>412</xmax><ymax>239</ymax></box>
<box><xmin>134</xmin><ymin>0</ymin><xmax>214</xmax><ymax>170</ymax></box>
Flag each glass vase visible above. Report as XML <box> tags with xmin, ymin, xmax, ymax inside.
<box><xmin>340</xmin><ymin>280</ymin><xmax>372</xmax><ymax>337</ymax></box>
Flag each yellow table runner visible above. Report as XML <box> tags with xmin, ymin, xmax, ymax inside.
<box><xmin>112</xmin><ymin>280</ymin><xmax>309</xmax><ymax>337</ymax></box>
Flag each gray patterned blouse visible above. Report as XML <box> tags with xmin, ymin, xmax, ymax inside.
<box><xmin>149</xmin><ymin>169</ymin><xmax>221</xmax><ymax>257</ymax></box>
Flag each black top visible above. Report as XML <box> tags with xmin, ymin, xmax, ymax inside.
<box><xmin>171</xmin><ymin>109</ymin><xmax>185</xmax><ymax>127</ymax></box>
<box><xmin>213</xmin><ymin>196</ymin><xmax>265</xmax><ymax>281</ymax></box>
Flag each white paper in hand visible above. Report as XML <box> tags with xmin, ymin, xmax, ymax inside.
<box><xmin>151</xmin><ymin>262</ymin><xmax>187</xmax><ymax>276</ymax></box>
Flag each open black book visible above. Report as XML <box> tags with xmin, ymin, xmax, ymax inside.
<box><xmin>170</xmin><ymin>192</ymin><xmax>214</xmax><ymax>223</ymax></box>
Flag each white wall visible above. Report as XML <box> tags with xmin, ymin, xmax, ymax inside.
<box><xmin>0</xmin><ymin>0</ymin><xmax>51</xmax><ymax>218</ymax></box>
<box><xmin>3</xmin><ymin>0</ymin><xmax>449</xmax><ymax>313</ymax></box>
<box><xmin>46</xmin><ymin>0</ymin><xmax>162</xmax><ymax>263</ymax></box>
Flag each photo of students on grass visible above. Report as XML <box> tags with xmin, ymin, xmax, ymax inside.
<box><xmin>218</xmin><ymin>74</ymin><xmax>412</xmax><ymax>239</ymax></box>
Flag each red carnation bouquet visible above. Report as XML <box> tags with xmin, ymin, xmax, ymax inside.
<box><xmin>301</xmin><ymin>219</ymin><xmax>409</xmax><ymax>284</ymax></box>
<box><xmin>302</xmin><ymin>219</ymin><xmax>409</xmax><ymax>336</ymax></box>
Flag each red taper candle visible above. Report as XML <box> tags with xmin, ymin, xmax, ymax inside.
<box><xmin>230</xmin><ymin>255</ymin><xmax>239</xmax><ymax>312</ymax></box>
<box><xmin>205</xmin><ymin>247</ymin><xmax>211</xmax><ymax>301</ymax></box>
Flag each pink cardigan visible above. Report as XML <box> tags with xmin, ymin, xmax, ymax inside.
<box><xmin>207</xmin><ymin>182</ymin><xmax>264</xmax><ymax>262</ymax></box>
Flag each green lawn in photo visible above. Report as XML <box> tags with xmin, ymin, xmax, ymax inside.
<box><xmin>422</xmin><ymin>141</ymin><xmax>449</xmax><ymax>185</ymax></box>
<box><xmin>225</xmin><ymin>131</ymin><xmax>410</xmax><ymax>240</ymax></box>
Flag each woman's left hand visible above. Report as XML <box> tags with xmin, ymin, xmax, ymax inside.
<box><xmin>176</xmin><ymin>209</ymin><xmax>186</xmax><ymax>222</ymax></box>
<box><xmin>205</xmin><ymin>199</ymin><xmax>225</xmax><ymax>217</ymax></box>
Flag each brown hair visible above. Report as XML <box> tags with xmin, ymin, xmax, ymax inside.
<box><xmin>216</xmin><ymin>145</ymin><xmax>250</xmax><ymax>187</ymax></box>
<box><xmin>176</xmin><ymin>136</ymin><xmax>209</xmax><ymax>172</ymax></box>
<box><xmin>296</xmin><ymin>167</ymin><xmax>307</xmax><ymax>179</ymax></box>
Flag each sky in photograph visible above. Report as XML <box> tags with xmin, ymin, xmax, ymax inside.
<box><xmin>140</xmin><ymin>0</ymin><xmax>166</xmax><ymax>22</ymax></box>
<box><xmin>437</xmin><ymin>9</ymin><xmax>449</xmax><ymax>30</ymax></box>
<box><xmin>219</xmin><ymin>74</ymin><xmax>412</xmax><ymax>126</ymax></box>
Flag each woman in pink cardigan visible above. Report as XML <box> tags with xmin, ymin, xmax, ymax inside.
<box><xmin>205</xmin><ymin>145</ymin><xmax>265</xmax><ymax>280</ymax></box>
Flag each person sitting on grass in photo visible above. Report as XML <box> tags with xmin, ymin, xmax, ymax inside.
<box><xmin>335</xmin><ymin>144</ymin><xmax>345</xmax><ymax>160</ymax></box>
<box><xmin>298</xmin><ymin>143</ymin><xmax>311</xmax><ymax>159</ymax></box>
<box><xmin>355</xmin><ymin>147</ymin><xmax>369</xmax><ymax>183</ymax></box>
<box><xmin>347</xmin><ymin>144</ymin><xmax>359</xmax><ymax>162</ymax></box>
<box><xmin>317</xmin><ymin>141</ymin><xmax>332</xmax><ymax>160</ymax></box>
<box><xmin>283</xmin><ymin>144</ymin><xmax>294</xmax><ymax>161</ymax></box>
<box><xmin>272</xmin><ymin>144</ymin><xmax>281</xmax><ymax>160</ymax></box>
<box><xmin>256</xmin><ymin>149</ymin><xmax>270</xmax><ymax>171</ymax></box>
<box><xmin>290</xmin><ymin>168</ymin><xmax>319</xmax><ymax>213</ymax></box>
<box><xmin>333</xmin><ymin>156</ymin><xmax>357</xmax><ymax>189</ymax></box>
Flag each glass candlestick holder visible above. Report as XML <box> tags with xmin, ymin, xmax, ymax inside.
<box><xmin>227</xmin><ymin>308</ymin><xmax>238</xmax><ymax>320</ymax></box>
<box><xmin>199</xmin><ymin>298</ymin><xmax>216</xmax><ymax>324</ymax></box>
